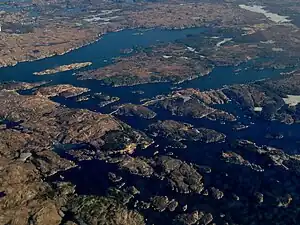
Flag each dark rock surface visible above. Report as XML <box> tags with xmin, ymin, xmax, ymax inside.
<box><xmin>117</xmin><ymin>156</ymin><xmax>154</xmax><ymax>177</ymax></box>
<box><xmin>113</xmin><ymin>104</ymin><xmax>157</xmax><ymax>119</ymax></box>
<box><xmin>67</xmin><ymin>196</ymin><xmax>145</xmax><ymax>225</ymax></box>
<box><xmin>146</xmin><ymin>89</ymin><xmax>236</xmax><ymax>121</ymax></box>
<box><xmin>0</xmin><ymin>81</ymin><xmax>48</xmax><ymax>91</ymax></box>
<box><xmin>94</xmin><ymin>92</ymin><xmax>120</xmax><ymax>107</ymax></box>
<box><xmin>223</xmin><ymin>72</ymin><xmax>300</xmax><ymax>124</ymax></box>
<box><xmin>152</xmin><ymin>156</ymin><xmax>204</xmax><ymax>194</ymax></box>
<box><xmin>148</xmin><ymin>120</ymin><xmax>225</xmax><ymax>143</ymax></box>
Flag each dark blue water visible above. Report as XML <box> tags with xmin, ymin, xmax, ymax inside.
<box><xmin>1</xmin><ymin>27</ymin><xmax>299</xmax><ymax>155</ymax></box>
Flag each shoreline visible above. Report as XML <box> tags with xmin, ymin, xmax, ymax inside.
<box><xmin>0</xmin><ymin>25</ymin><xmax>206</xmax><ymax>70</ymax></box>
<box><xmin>0</xmin><ymin>33</ymin><xmax>101</xmax><ymax>69</ymax></box>
<box><xmin>78</xmin><ymin>70</ymin><xmax>211</xmax><ymax>88</ymax></box>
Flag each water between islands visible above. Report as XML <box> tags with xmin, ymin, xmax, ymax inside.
<box><xmin>1</xmin><ymin>28</ymin><xmax>300</xmax><ymax>197</ymax></box>
<box><xmin>2</xmin><ymin>27</ymin><xmax>300</xmax><ymax>222</ymax></box>
<box><xmin>1</xmin><ymin>27</ymin><xmax>299</xmax><ymax>153</ymax></box>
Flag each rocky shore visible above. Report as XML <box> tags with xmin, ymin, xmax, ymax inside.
<box><xmin>34</xmin><ymin>62</ymin><xmax>92</xmax><ymax>76</ymax></box>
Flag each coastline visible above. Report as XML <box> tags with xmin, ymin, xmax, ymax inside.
<box><xmin>0</xmin><ymin>32</ymin><xmax>102</xmax><ymax>69</ymax></box>
<box><xmin>0</xmin><ymin>25</ymin><xmax>205</xmax><ymax>70</ymax></box>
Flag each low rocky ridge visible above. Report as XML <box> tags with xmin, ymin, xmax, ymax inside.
<box><xmin>94</xmin><ymin>93</ymin><xmax>120</xmax><ymax>107</ymax></box>
<box><xmin>144</xmin><ymin>89</ymin><xmax>236</xmax><ymax>122</ymax></box>
<box><xmin>150</xmin><ymin>196</ymin><xmax>178</xmax><ymax>212</ymax></box>
<box><xmin>112</xmin><ymin>104</ymin><xmax>157</xmax><ymax>119</ymax></box>
<box><xmin>33</xmin><ymin>84</ymin><xmax>90</xmax><ymax>98</ymax></box>
<box><xmin>34</xmin><ymin>62</ymin><xmax>92</xmax><ymax>76</ymax></box>
<box><xmin>0</xmin><ymin>81</ymin><xmax>49</xmax><ymax>91</ymax></box>
<box><xmin>173</xmin><ymin>211</ymin><xmax>213</xmax><ymax>225</ymax></box>
<box><xmin>176</xmin><ymin>89</ymin><xmax>229</xmax><ymax>105</ymax></box>
<box><xmin>116</xmin><ymin>155</ymin><xmax>204</xmax><ymax>194</ymax></box>
<box><xmin>67</xmin><ymin>195</ymin><xmax>145</xmax><ymax>225</ymax></box>
<box><xmin>148</xmin><ymin>120</ymin><xmax>225</xmax><ymax>143</ymax></box>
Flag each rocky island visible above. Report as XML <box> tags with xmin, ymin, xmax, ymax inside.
<box><xmin>148</xmin><ymin>120</ymin><xmax>226</xmax><ymax>146</ymax></box>
<box><xmin>33</xmin><ymin>84</ymin><xmax>90</xmax><ymax>98</ymax></box>
<box><xmin>112</xmin><ymin>104</ymin><xmax>157</xmax><ymax>119</ymax></box>
<box><xmin>34</xmin><ymin>62</ymin><xmax>92</xmax><ymax>76</ymax></box>
<box><xmin>77</xmin><ymin>44</ymin><xmax>212</xmax><ymax>86</ymax></box>
<box><xmin>144</xmin><ymin>89</ymin><xmax>236</xmax><ymax>121</ymax></box>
